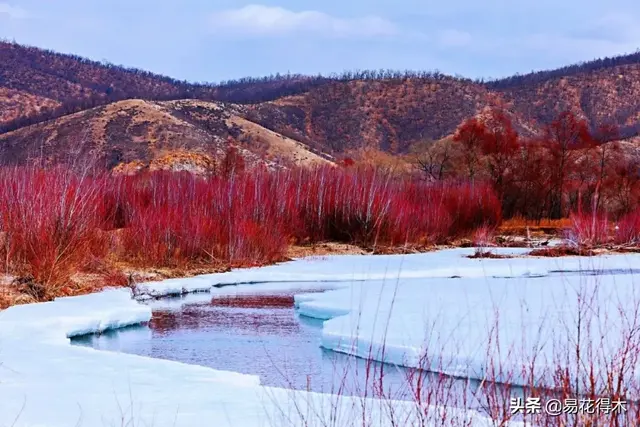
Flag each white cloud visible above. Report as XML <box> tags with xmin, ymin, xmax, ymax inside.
<box><xmin>209</xmin><ymin>4</ymin><xmax>397</xmax><ymax>38</ymax></box>
<box><xmin>517</xmin><ymin>12</ymin><xmax>639</xmax><ymax>60</ymax></box>
<box><xmin>0</xmin><ymin>2</ymin><xmax>27</xmax><ymax>19</ymax></box>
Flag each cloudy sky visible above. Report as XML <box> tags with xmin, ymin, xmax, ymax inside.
<box><xmin>1</xmin><ymin>1</ymin><xmax>639</xmax><ymax>83</ymax></box>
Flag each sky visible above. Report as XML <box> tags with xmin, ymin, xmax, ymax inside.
<box><xmin>1</xmin><ymin>1</ymin><xmax>639</xmax><ymax>83</ymax></box>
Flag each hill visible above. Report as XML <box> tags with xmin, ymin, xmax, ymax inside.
<box><xmin>245</xmin><ymin>79</ymin><xmax>502</xmax><ymax>154</ymax></box>
<box><xmin>0</xmin><ymin>98</ymin><xmax>332</xmax><ymax>171</ymax></box>
<box><xmin>0</xmin><ymin>41</ymin><xmax>330</xmax><ymax>132</ymax></box>
<box><xmin>244</xmin><ymin>55</ymin><xmax>640</xmax><ymax>153</ymax></box>
<box><xmin>0</xmin><ymin>41</ymin><xmax>196</xmax><ymax>124</ymax></box>
<box><xmin>1</xmin><ymin>41</ymin><xmax>639</xmax><ymax>165</ymax></box>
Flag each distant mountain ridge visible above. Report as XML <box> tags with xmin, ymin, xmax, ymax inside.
<box><xmin>1</xmin><ymin>41</ymin><xmax>639</xmax><ymax>168</ymax></box>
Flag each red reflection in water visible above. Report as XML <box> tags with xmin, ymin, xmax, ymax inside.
<box><xmin>149</xmin><ymin>291</ymin><xmax>329</xmax><ymax>335</ymax></box>
<box><xmin>151</xmin><ymin>306</ymin><xmax>301</xmax><ymax>335</ymax></box>
<box><xmin>210</xmin><ymin>294</ymin><xmax>294</xmax><ymax>308</ymax></box>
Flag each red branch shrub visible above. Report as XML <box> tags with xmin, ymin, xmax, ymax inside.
<box><xmin>0</xmin><ymin>167</ymin><xmax>107</xmax><ymax>298</ymax></box>
<box><xmin>280</xmin><ymin>168</ymin><xmax>500</xmax><ymax>247</ymax></box>
<box><xmin>566</xmin><ymin>211</ymin><xmax>610</xmax><ymax>247</ymax></box>
<box><xmin>615</xmin><ymin>210</ymin><xmax>640</xmax><ymax>245</ymax></box>
<box><xmin>117</xmin><ymin>171</ymin><xmax>287</xmax><ymax>267</ymax></box>
<box><xmin>0</xmin><ymin>166</ymin><xmax>503</xmax><ymax>286</ymax></box>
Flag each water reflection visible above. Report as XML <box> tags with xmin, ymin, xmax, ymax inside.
<box><xmin>71</xmin><ymin>291</ymin><xmax>489</xmax><ymax>406</ymax></box>
<box><xmin>151</xmin><ymin>305</ymin><xmax>302</xmax><ymax>335</ymax></box>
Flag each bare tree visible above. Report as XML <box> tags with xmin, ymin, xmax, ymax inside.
<box><xmin>412</xmin><ymin>139</ymin><xmax>453</xmax><ymax>181</ymax></box>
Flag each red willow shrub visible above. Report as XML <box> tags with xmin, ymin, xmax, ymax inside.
<box><xmin>0</xmin><ymin>166</ymin><xmax>502</xmax><ymax>289</ymax></box>
<box><xmin>285</xmin><ymin>167</ymin><xmax>399</xmax><ymax>245</ymax></box>
<box><xmin>0</xmin><ymin>167</ymin><xmax>107</xmax><ymax>298</ymax></box>
<box><xmin>277</xmin><ymin>168</ymin><xmax>501</xmax><ymax>247</ymax></box>
<box><xmin>116</xmin><ymin>171</ymin><xmax>288</xmax><ymax>267</ymax></box>
<box><xmin>117</xmin><ymin>168</ymin><xmax>499</xmax><ymax>265</ymax></box>
<box><xmin>615</xmin><ymin>209</ymin><xmax>640</xmax><ymax>245</ymax></box>
<box><xmin>566</xmin><ymin>211</ymin><xmax>611</xmax><ymax>247</ymax></box>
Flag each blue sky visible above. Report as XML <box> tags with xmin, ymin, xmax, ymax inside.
<box><xmin>1</xmin><ymin>1</ymin><xmax>639</xmax><ymax>83</ymax></box>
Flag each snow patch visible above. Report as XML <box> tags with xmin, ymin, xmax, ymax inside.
<box><xmin>0</xmin><ymin>263</ymin><xmax>528</xmax><ymax>427</ymax></box>
<box><xmin>130</xmin><ymin>249</ymin><xmax>640</xmax><ymax>391</ymax></box>
<box><xmin>5</xmin><ymin>249</ymin><xmax>638</xmax><ymax>425</ymax></box>
<box><xmin>135</xmin><ymin>276</ymin><xmax>214</xmax><ymax>297</ymax></box>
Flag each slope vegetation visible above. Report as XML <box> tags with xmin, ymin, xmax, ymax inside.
<box><xmin>0</xmin><ymin>99</ymin><xmax>331</xmax><ymax>171</ymax></box>
<box><xmin>1</xmin><ymin>41</ymin><xmax>639</xmax><ymax>158</ymax></box>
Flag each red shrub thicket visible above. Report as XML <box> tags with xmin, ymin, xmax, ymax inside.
<box><xmin>115</xmin><ymin>171</ymin><xmax>288</xmax><ymax>267</ymax></box>
<box><xmin>615</xmin><ymin>209</ymin><xmax>640</xmax><ymax>245</ymax></box>
<box><xmin>0</xmin><ymin>167</ymin><xmax>107</xmax><ymax>298</ymax></box>
<box><xmin>566</xmin><ymin>210</ymin><xmax>610</xmax><ymax>247</ymax></box>
<box><xmin>0</xmin><ymin>166</ymin><xmax>502</xmax><ymax>293</ymax></box>
<box><xmin>446</xmin><ymin>109</ymin><xmax>640</xmax><ymax>243</ymax></box>
<box><xmin>115</xmin><ymin>168</ymin><xmax>501</xmax><ymax>266</ymax></box>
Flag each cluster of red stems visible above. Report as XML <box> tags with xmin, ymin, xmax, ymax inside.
<box><xmin>0</xmin><ymin>165</ymin><xmax>498</xmax><ymax>296</ymax></box>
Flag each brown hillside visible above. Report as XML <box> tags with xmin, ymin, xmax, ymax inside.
<box><xmin>0</xmin><ymin>87</ymin><xmax>60</xmax><ymax>123</ymax></box>
<box><xmin>0</xmin><ymin>99</ymin><xmax>331</xmax><ymax>171</ymax></box>
<box><xmin>0</xmin><ymin>41</ymin><xmax>196</xmax><ymax>103</ymax></box>
<box><xmin>246</xmin><ymin>63</ymin><xmax>640</xmax><ymax>154</ymax></box>
<box><xmin>0</xmin><ymin>41</ymin><xmax>330</xmax><ymax>133</ymax></box>
<box><xmin>1</xmin><ymin>41</ymin><xmax>639</xmax><ymax>159</ymax></box>
<box><xmin>495</xmin><ymin>64</ymin><xmax>640</xmax><ymax>131</ymax></box>
<box><xmin>247</xmin><ymin>79</ymin><xmax>506</xmax><ymax>154</ymax></box>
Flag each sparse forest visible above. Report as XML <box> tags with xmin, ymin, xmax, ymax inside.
<box><xmin>412</xmin><ymin>108</ymin><xmax>640</xmax><ymax>234</ymax></box>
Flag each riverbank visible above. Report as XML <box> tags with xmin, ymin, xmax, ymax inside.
<box><xmin>5</xmin><ymin>166</ymin><xmax>640</xmax><ymax>311</ymax></box>
<box><xmin>4</xmin><ymin>248</ymin><xmax>640</xmax><ymax>425</ymax></box>
<box><xmin>2</xmin><ymin>249</ymin><xmax>543</xmax><ymax>427</ymax></box>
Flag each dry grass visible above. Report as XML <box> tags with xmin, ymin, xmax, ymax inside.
<box><xmin>499</xmin><ymin>216</ymin><xmax>572</xmax><ymax>236</ymax></box>
<box><xmin>467</xmin><ymin>249</ymin><xmax>513</xmax><ymax>259</ymax></box>
<box><xmin>0</xmin><ymin>286</ymin><xmax>17</xmax><ymax>309</ymax></box>
<box><xmin>148</xmin><ymin>151</ymin><xmax>217</xmax><ymax>174</ymax></box>
<box><xmin>286</xmin><ymin>242</ymin><xmax>369</xmax><ymax>258</ymax></box>
<box><xmin>0</xmin><ymin>275</ymin><xmax>36</xmax><ymax>309</ymax></box>
<box><xmin>227</xmin><ymin>115</ymin><xmax>332</xmax><ymax>167</ymax></box>
<box><xmin>528</xmin><ymin>246</ymin><xmax>596</xmax><ymax>257</ymax></box>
